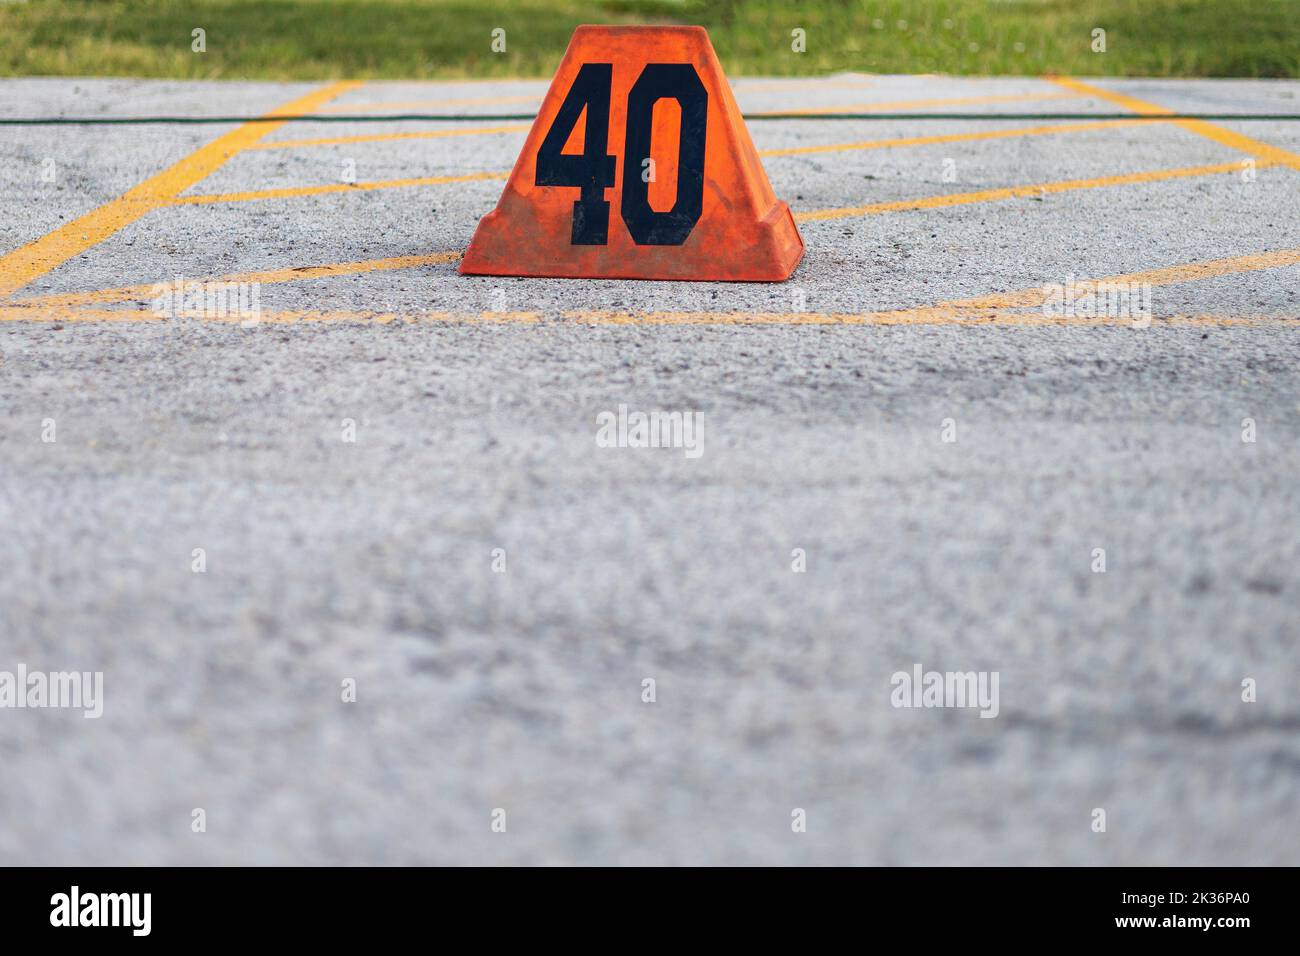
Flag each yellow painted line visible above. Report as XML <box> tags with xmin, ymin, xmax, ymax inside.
<box><xmin>760</xmin><ymin>118</ymin><xmax>1155</xmax><ymax>158</ymax></box>
<box><xmin>0</xmin><ymin>81</ymin><xmax>361</xmax><ymax>301</ymax></box>
<box><xmin>14</xmin><ymin>251</ymin><xmax>463</xmax><ymax>308</ymax></box>
<box><xmin>795</xmin><ymin>159</ymin><xmax>1272</xmax><ymax>223</ymax></box>
<box><xmin>171</xmin><ymin>170</ymin><xmax>508</xmax><ymax>205</ymax></box>
<box><xmin>4</xmin><ymin>301</ymin><xmax>1290</xmax><ymax>328</ymax></box>
<box><xmin>18</xmin><ymin>241</ymin><xmax>1298</xmax><ymax>324</ymax></box>
<box><xmin>0</xmin><ymin>305</ymin><xmax>540</xmax><ymax>324</ymax></box>
<box><xmin>0</xmin><ymin>306</ymin><xmax>167</xmax><ymax>323</ymax></box>
<box><xmin>133</xmin><ymin>106</ymin><xmax>1169</xmax><ymax>211</ymax></box>
<box><xmin>557</xmin><ymin>247</ymin><xmax>1300</xmax><ymax>325</ymax></box>
<box><xmin>162</xmin><ymin>121</ymin><xmax>1171</xmax><ymax>207</ymax></box>
<box><xmin>355</xmin><ymin>76</ymin><xmax>865</xmax><ymax>90</ymax></box>
<box><xmin>930</xmin><ymin>247</ymin><xmax>1300</xmax><ymax>314</ymax></box>
<box><xmin>361</xmin><ymin>77</ymin><xmax>538</xmax><ymax>87</ymax></box>
<box><xmin>1048</xmin><ymin>76</ymin><xmax>1300</xmax><ymax>171</ymax></box>
<box><xmin>318</xmin><ymin>93</ymin><xmax>540</xmax><ymax>113</ymax></box>
<box><xmin>241</xmin><ymin>116</ymin><xmax>1131</xmax><ymax>159</ymax></box>
<box><xmin>561</xmin><ymin>310</ymin><xmax>1293</xmax><ymax>327</ymax></box>
<box><xmin>250</xmin><ymin>124</ymin><xmax>531</xmax><ymax>151</ymax></box>
<box><xmin>733</xmin><ymin>77</ymin><xmax>875</xmax><ymax>93</ymax></box>
<box><xmin>187</xmin><ymin>309</ymin><xmax>540</xmax><ymax>324</ymax></box>
<box><xmin>754</xmin><ymin>90</ymin><xmax>1083</xmax><ymax>116</ymax></box>
<box><xmin>7</xmin><ymin>247</ymin><xmax>1296</xmax><ymax>326</ymax></box>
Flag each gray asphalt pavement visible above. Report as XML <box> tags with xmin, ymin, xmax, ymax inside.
<box><xmin>0</xmin><ymin>74</ymin><xmax>1297</xmax><ymax>865</ymax></box>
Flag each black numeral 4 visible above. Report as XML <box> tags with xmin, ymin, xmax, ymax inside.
<box><xmin>536</xmin><ymin>63</ymin><xmax>708</xmax><ymax>247</ymax></box>
<box><xmin>535</xmin><ymin>63</ymin><xmax>618</xmax><ymax>245</ymax></box>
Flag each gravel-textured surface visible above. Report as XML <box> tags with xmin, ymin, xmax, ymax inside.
<box><xmin>1</xmin><ymin>75</ymin><xmax>1297</xmax><ymax>864</ymax></box>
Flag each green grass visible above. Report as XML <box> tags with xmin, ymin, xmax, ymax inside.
<box><xmin>0</xmin><ymin>0</ymin><xmax>1296</xmax><ymax>79</ymax></box>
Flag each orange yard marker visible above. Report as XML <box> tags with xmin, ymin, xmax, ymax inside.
<box><xmin>460</xmin><ymin>25</ymin><xmax>804</xmax><ymax>282</ymax></box>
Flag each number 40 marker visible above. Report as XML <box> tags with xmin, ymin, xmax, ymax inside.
<box><xmin>461</xmin><ymin>25</ymin><xmax>803</xmax><ymax>282</ymax></box>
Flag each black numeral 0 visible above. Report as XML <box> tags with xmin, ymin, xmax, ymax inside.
<box><xmin>621</xmin><ymin>64</ymin><xmax>707</xmax><ymax>246</ymax></box>
<box><xmin>536</xmin><ymin>63</ymin><xmax>708</xmax><ymax>247</ymax></box>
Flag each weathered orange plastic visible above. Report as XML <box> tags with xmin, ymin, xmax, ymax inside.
<box><xmin>460</xmin><ymin>25</ymin><xmax>804</xmax><ymax>282</ymax></box>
